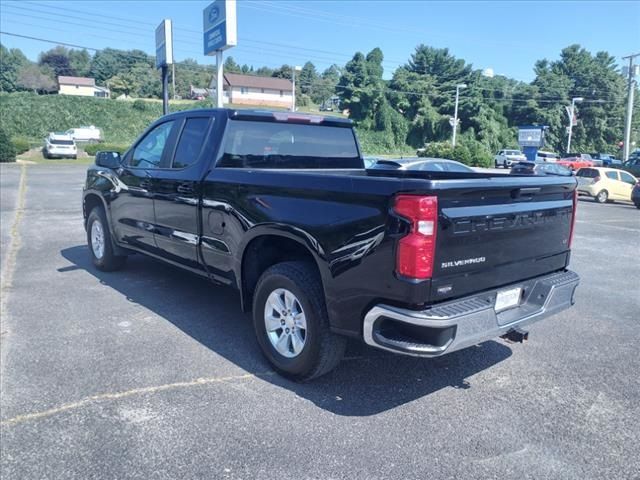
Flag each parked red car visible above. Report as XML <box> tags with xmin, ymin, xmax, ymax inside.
<box><xmin>557</xmin><ymin>153</ymin><xmax>595</xmax><ymax>171</ymax></box>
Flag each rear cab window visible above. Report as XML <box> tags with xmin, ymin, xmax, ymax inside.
<box><xmin>171</xmin><ymin>117</ymin><xmax>211</xmax><ymax>169</ymax></box>
<box><xmin>218</xmin><ymin>120</ymin><xmax>361</xmax><ymax>169</ymax></box>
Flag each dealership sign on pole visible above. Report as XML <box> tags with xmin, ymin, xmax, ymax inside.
<box><xmin>517</xmin><ymin>125</ymin><xmax>547</xmax><ymax>162</ymax></box>
<box><xmin>203</xmin><ymin>0</ymin><xmax>237</xmax><ymax>108</ymax></box>
<box><xmin>155</xmin><ymin>19</ymin><xmax>173</xmax><ymax>115</ymax></box>
<box><xmin>155</xmin><ymin>19</ymin><xmax>173</xmax><ymax>68</ymax></box>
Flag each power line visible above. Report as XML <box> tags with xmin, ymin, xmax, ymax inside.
<box><xmin>0</xmin><ymin>29</ymin><xmax>625</xmax><ymax>106</ymax></box>
<box><xmin>0</xmin><ymin>31</ymin><xmax>100</xmax><ymax>51</ymax></box>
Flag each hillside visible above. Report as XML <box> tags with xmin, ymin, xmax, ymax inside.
<box><xmin>0</xmin><ymin>93</ymin><xmax>208</xmax><ymax>144</ymax></box>
<box><xmin>0</xmin><ymin>92</ymin><xmax>411</xmax><ymax>155</ymax></box>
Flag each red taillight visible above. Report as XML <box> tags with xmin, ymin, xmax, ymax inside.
<box><xmin>393</xmin><ymin>195</ymin><xmax>438</xmax><ymax>279</ymax></box>
<box><xmin>569</xmin><ymin>189</ymin><xmax>577</xmax><ymax>248</ymax></box>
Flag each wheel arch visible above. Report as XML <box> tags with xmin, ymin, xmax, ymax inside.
<box><xmin>238</xmin><ymin>230</ymin><xmax>327</xmax><ymax>314</ymax></box>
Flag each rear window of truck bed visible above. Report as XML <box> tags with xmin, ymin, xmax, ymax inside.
<box><xmin>218</xmin><ymin>120</ymin><xmax>362</xmax><ymax>169</ymax></box>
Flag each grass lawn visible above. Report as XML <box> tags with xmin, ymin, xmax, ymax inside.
<box><xmin>17</xmin><ymin>149</ymin><xmax>95</xmax><ymax>166</ymax></box>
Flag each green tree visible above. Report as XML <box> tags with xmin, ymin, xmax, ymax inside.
<box><xmin>108</xmin><ymin>72</ymin><xmax>138</xmax><ymax>97</ymax></box>
<box><xmin>38</xmin><ymin>46</ymin><xmax>74</xmax><ymax>77</ymax></box>
<box><xmin>68</xmin><ymin>49</ymin><xmax>91</xmax><ymax>77</ymax></box>
<box><xmin>298</xmin><ymin>61</ymin><xmax>318</xmax><ymax>95</ymax></box>
<box><xmin>0</xmin><ymin>44</ymin><xmax>28</xmax><ymax>92</ymax></box>
<box><xmin>224</xmin><ymin>56</ymin><xmax>241</xmax><ymax>73</ymax></box>
<box><xmin>0</xmin><ymin>126</ymin><xmax>17</xmax><ymax>162</ymax></box>
<box><xmin>17</xmin><ymin>63</ymin><xmax>56</xmax><ymax>93</ymax></box>
<box><xmin>90</xmin><ymin>48</ymin><xmax>150</xmax><ymax>84</ymax></box>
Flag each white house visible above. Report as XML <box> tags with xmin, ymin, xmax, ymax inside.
<box><xmin>57</xmin><ymin>76</ymin><xmax>110</xmax><ymax>98</ymax></box>
<box><xmin>210</xmin><ymin>73</ymin><xmax>293</xmax><ymax>108</ymax></box>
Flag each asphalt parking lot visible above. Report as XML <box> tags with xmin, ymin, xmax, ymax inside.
<box><xmin>1</xmin><ymin>163</ymin><xmax>639</xmax><ymax>479</ymax></box>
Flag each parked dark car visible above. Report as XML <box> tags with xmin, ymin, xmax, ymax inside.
<box><xmin>83</xmin><ymin>108</ymin><xmax>580</xmax><ymax>380</ymax></box>
<box><xmin>621</xmin><ymin>156</ymin><xmax>640</xmax><ymax>177</ymax></box>
<box><xmin>510</xmin><ymin>161</ymin><xmax>572</xmax><ymax>176</ymax></box>
<box><xmin>632</xmin><ymin>182</ymin><xmax>640</xmax><ymax>209</ymax></box>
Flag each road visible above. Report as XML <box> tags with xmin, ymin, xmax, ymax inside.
<box><xmin>1</xmin><ymin>163</ymin><xmax>639</xmax><ymax>479</ymax></box>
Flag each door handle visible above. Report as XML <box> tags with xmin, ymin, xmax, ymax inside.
<box><xmin>177</xmin><ymin>183</ymin><xmax>194</xmax><ymax>194</ymax></box>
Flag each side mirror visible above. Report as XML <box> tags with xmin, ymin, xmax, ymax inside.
<box><xmin>95</xmin><ymin>151</ymin><xmax>122</xmax><ymax>169</ymax></box>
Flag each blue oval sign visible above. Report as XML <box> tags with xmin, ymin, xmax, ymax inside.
<box><xmin>209</xmin><ymin>6</ymin><xmax>220</xmax><ymax>24</ymax></box>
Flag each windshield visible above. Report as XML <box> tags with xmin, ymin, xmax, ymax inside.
<box><xmin>49</xmin><ymin>139</ymin><xmax>74</xmax><ymax>145</ymax></box>
<box><xmin>219</xmin><ymin>120</ymin><xmax>361</xmax><ymax>169</ymax></box>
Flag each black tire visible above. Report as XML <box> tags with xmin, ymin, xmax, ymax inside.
<box><xmin>595</xmin><ymin>190</ymin><xmax>608</xmax><ymax>204</ymax></box>
<box><xmin>43</xmin><ymin>149</ymin><xmax>49</xmax><ymax>159</ymax></box>
<box><xmin>252</xmin><ymin>261</ymin><xmax>347</xmax><ymax>381</ymax></box>
<box><xmin>72</xmin><ymin>155</ymin><xmax>77</xmax><ymax>160</ymax></box>
<box><xmin>87</xmin><ymin>206</ymin><xmax>127</xmax><ymax>271</ymax></box>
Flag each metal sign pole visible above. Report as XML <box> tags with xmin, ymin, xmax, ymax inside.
<box><xmin>216</xmin><ymin>51</ymin><xmax>223</xmax><ymax>108</ymax></box>
<box><xmin>203</xmin><ymin>0</ymin><xmax>237</xmax><ymax>108</ymax></box>
<box><xmin>162</xmin><ymin>65</ymin><xmax>169</xmax><ymax>115</ymax></box>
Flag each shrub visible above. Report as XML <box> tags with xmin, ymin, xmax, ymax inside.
<box><xmin>84</xmin><ymin>143</ymin><xmax>129</xmax><ymax>156</ymax></box>
<box><xmin>11</xmin><ymin>136</ymin><xmax>31</xmax><ymax>155</ymax></box>
<box><xmin>417</xmin><ymin>142</ymin><xmax>454</xmax><ymax>160</ymax></box>
<box><xmin>132</xmin><ymin>99</ymin><xmax>149</xmax><ymax>111</ymax></box>
<box><xmin>0</xmin><ymin>127</ymin><xmax>17</xmax><ymax>162</ymax></box>
<box><xmin>357</xmin><ymin>129</ymin><xmax>414</xmax><ymax>155</ymax></box>
<box><xmin>417</xmin><ymin>140</ymin><xmax>492</xmax><ymax>168</ymax></box>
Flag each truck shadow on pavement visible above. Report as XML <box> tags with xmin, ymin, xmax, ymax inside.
<box><xmin>61</xmin><ymin>245</ymin><xmax>512</xmax><ymax>417</ymax></box>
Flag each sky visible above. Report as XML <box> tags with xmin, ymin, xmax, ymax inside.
<box><xmin>1</xmin><ymin>0</ymin><xmax>639</xmax><ymax>82</ymax></box>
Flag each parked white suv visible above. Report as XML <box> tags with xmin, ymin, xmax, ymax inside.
<box><xmin>43</xmin><ymin>133</ymin><xmax>77</xmax><ymax>159</ymax></box>
<box><xmin>536</xmin><ymin>151</ymin><xmax>560</xmax><ymax>163</ymax></box>
<box><xmin>494</xmin><ymin>149</ymin><xmax>526</xmax><ymax>168</ymax></box>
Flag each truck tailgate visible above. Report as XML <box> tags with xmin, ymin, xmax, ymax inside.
<box><xmin>429</xmin><ymin>176</ymin><xmax>577</xmax><ymax>302</ymax></box>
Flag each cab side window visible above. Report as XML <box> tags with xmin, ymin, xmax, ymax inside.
<box><xmin>605</xmin><ymin>171</ymin><xmax>619</xmax><ymax>180</ymax></box>
<box><xmin>620</xmin><ymin>171</ymin><xmax>636</xmax><ymax>185</ymax></box>
<box><xmin>172</xmin><ymin>117</ymin><xmax>211</xmax><ymax>169</ymax></box>
<box><xmin>130</xmin><ymin>121</ymin><xmax>175</xmax><ymax>168</ymax></box>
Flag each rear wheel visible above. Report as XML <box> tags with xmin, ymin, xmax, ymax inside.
<box><xmin>595</xmin><ymin>190</ymin><xmax>609</xmax><ymax>204</ymax></box>
<box><xmin>87</xmin><ymin>207</ymin><xmax>127</xmax><ymax>271</ymax></box>
<box><xmin>253</xmin><ymin>261</ymin><xmax>346</xmax><ymax>381</ymax></box>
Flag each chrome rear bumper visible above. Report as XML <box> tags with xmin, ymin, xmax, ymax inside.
<box><xmin>363</xmin><ymin>270</ymin><xmax>579</xmax><ymax>357</ymax></box>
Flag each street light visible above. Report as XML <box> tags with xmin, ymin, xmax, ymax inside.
<box><xmin>292</xmin><ymin>65</ymin><xmax>302</xmax><ymax>111</ymax></box>
<box><xmin>451</xmin><ymin>83</ymin><xmax>467</xmax><ymax>147</ymax></box>
<box><xmin>566</xmin><ymin>97</ymin><xmax>584</xmax><ymax>153</ymax></box>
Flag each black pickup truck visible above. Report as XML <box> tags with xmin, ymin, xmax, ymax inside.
<box><xmin>83</xmin><ymin>109</ymin><xmax>580</xmax><ymax>380</ymax></box>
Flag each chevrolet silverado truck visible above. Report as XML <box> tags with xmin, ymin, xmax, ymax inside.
<box><xmin>83</xmin><ymin>109</ymin><xmax>580</xmax><ymax>381</ymax></box>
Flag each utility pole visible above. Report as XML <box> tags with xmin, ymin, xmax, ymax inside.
<box><xmin>622</xmin><ymin>53</ymin><xmax>639</xmax><ymax>162</ymax></box>
<box><xmin>451</xmin><ymin>83</ymin><xmax>466</xmax><ymax>147</ymax></box>
<box><xmin>566</xmin><ymin>97</ymin><xmax>583</xmax><ymax>154</ymax></box>
<box><xmin>292</xmin><ymin>65</ymin><xmax>302</xmax><ymax>111</ymax></box>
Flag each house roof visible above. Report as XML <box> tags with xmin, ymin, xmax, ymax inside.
<box><xmin>58</xmin><ymin>76</ymin><xmax>96</xmax><ymax>87</ymax></box>
<box><xmin>222</xmin><ymin>73</ymin><xmax>292</xmax><ymax>90</ymax></box>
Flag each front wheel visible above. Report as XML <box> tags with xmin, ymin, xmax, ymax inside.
<box><xmin>595</xmin><ymin>190</ymin><xmax>609</xmax><ymax>204</ymax></box>
<box><xmin>253</xmin><ymin>261</ymin><xmax>346</xmax><ymax>381</ymax></box>
<box><xmin>87</xmin><ymin>207</ymin><xmax>127</xmax><ymax>271</ymax></box>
